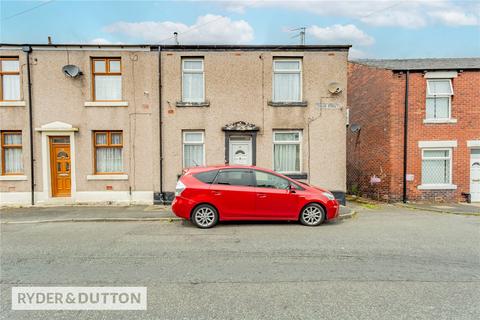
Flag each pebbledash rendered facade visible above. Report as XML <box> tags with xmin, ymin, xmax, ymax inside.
<box><xmin>0</xmin><ymin>44</ymin><xmax>350</xmax><ymax>206</ymax></box>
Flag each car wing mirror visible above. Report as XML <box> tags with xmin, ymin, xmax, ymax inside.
<box><xmin>287</xmin><ymin>184</ymin><xmax>296</xmax><ymax>193</ymax></box>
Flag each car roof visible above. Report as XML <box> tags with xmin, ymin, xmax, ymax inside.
<box><xmin>184</xmin><ymin>165</ymin><xmax>276</xmax><ymax>174</ymax></box>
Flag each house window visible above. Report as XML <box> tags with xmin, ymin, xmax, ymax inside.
<box><xmin>0</xmin><ymin>58</ymin><xmax>20</xmax><ymax>101</ymax></box>
<box><xmin>421</xmin><ymin>149</ymin><xmax>452</xmax><ymax>185</ymax></box>
<box><xmin>273</xmin><ymin>130</ymin><xmax>301</xmax><ymax>173</ymax></box>
<box><xmin>273</xmin><ymin>59</ymin><xmax>302</xmax><ymax>102</ymax></box>
<box><xmin>183</xmin><ymin>131</ymin><xmax>205</xmax><ymax>168</ymax></box>
<box><xmin>93</xmin><ymin>131</ymin><xmax>123</xmax><ymax>173</ymax></box>
<box><xmin>426</xmin><ymin>79</ymin><xmax>453</xmax><ymax>120</ymax></box>
<box><xmin>182</xmin><ymin>59</ymin><xmax>204</xmax><ymax>103</ymax></box>
<box><xmin>92</xmin><ymin>58</ymin><xmax>122</xmax><ymax>101</ymax></box>
<box><xmin>1</xmin><ymin>131</ymin><xmax>23</xmax><ymax>175</ymax></box>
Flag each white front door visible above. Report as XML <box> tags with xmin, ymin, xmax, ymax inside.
<box><xmin>470</xmin><ymin>149</ymin><xmax>480</xmax><ymax>202</ymax></box>
<box><xmin>229</xmin><ymin>137</ymin><xmax>252</xmax><ymax>165</ymax></box>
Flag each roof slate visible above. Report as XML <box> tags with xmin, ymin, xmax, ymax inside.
<box><xmin>352</xmin><ymin>58</ymin><xmax>480</xmax><ymax>71</ymax></box>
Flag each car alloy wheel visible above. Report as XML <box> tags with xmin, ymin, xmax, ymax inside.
<box><xmin>300</xmin><ymin>203</ymin><xmax>325</xmax><ymax>226</ymax></box>
<box><xmin>192</xmin><ymin>204</ymin><xmax>218</xmax><ymax>228</ymax></box>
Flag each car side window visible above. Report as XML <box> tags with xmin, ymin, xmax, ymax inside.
<box><xmin>254</xmin><ymin>171</ymin><xmax>290</xmax><ymax>190</ymax></box>
<box><xmin>194</xmin><ymin>170</ymin><xmax>218</xmax><ymax>184</ymax></box>
<box><xmin>213</xmin><ymin>170</ymin><xmax>254</xmax><ymax>187</ymax></box>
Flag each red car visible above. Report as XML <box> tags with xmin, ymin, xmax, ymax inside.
<box><xmin>172</xmin><ymin>165</ymin><xmax>340</xmax><ymax>228</ymax></box>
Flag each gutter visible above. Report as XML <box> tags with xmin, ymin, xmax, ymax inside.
<box><xmin>22</xmin><ymin>45</ymin><xmax>35</xmax><ymax>205</ymax></box>
<box><xmin>402</xmin><ymin>71</ymin><xmax>409</xmax><ymax>203</ymax></box>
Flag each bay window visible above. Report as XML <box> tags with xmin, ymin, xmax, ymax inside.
<box><xmin>273</xmin><ymin>131</ymin><xmax>301</xmax><ymax>173</ymax></box>
<box><xmin>0</xmin><ymin>58</ymin><xmax>20</xmax><ymax>101</ymax></box>
<box><xmin>92</xmin><ymin>58</ymin><xmax>122</xmax><ymax>101</ymax></box>
<box><xmin>183</xmin><ymin>131</ymin><xmax>205</xmax><ymax>168</ymax></box>
<box><xmin>1</xmin><ymin>131</ymin><xmax>23</xmax><ymax>175</ymax></box>
<box><xmin>273</xmin><ymin>59</ymin><xmax>302</xmax><ymax>102</ymax></box>
<box><xmin>94</xmin><ymin>131</ymin><xmax>123</xmax><ymax>173</ymax></box>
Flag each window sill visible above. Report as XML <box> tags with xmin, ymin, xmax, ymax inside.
<box><xmin>176</xmin><ymin>101</ymin><xmax>210</xmax><ymax>107</ymax></box>
<box><xmin>0</xmin><ymin>175</ymin><xmax>27</xmax><ymax>181</ymax></box>
<box><xmin>86</xmin><ymin>174</ymin><xmax>128</xmax><ymax>181</ymax></box>
<box><xmin>268</xmin><ymin>101</ymin><xmax>308</xmax><ymax>107</ymax></box>
<box><xmin>0</xmin><ymin>101</ymin><xmax>26</xmax><ymax>107</ymax></box>
<box><xmin>84</xmin><ymin>101</ymin><xmax>128</xmax><ymax>107</ymax></box>
<box><xmin>423</xmin><ymin>118</ymin><xmax>457</xmax><ymax>124</ymax></box>
<box><xmin>417</xmin><ymin>184</ymin><xmax>457</xmax><ymax>190</ymax></box>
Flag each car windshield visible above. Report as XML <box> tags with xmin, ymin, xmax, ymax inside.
<box><xmin>296</xmin><ymin>180</ymin><xmax>310</xmax><ymax>187</ymax></box>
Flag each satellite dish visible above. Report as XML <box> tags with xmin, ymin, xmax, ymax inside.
<box><xmin>328</xmin><ymin>82</ymin><xmax>343</xmax><ymax>94</ymax></box>
<box><xmin>62</xmin><ymin>65</ymin><xmax>82</xmax><ymax>78</ymax></box>
<box><xmin>350</xmin><ymin>124</ymin><xmax>361</xmax><ymax>133</ymax></box>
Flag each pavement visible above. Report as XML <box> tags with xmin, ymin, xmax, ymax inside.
<box><xmin>397</xmin><ymin>202</ymin><xmax>480</xmax><ymax>215</ymax></box>
<box><xmin>1</xmin><ymin>204</ymin><xmax>478</xmax><ymax>319</ymax></box>
<box><xmin>0</xmin><ymin>204</ymin><xmax>355</xmax><ymax>224</ymax></box>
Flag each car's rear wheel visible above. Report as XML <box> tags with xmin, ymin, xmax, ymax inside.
<box><xmin>191</xmin><ymin>204</ymin><xmax>219</xmax><ymax>228</ymax></box>
<box><xmin>299</xmin><ymin>203</ymin><xmax>325</xmax><ymax>226</ymax></box>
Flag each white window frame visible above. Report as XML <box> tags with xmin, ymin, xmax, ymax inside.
<box><xmin>272</xmin><ymin>59</ymin><xmax>302</xmax><ymax>102</ymax></box>
<box><xmin>272</xmin><ymin>130</ymin><xmax>302</xmax><ymax>174</ymax></box>
<box><xmin>182</xmin><ymin>131</ymin><xmax>205</xmax><ymax>168</ymax></box>
<box><xmin>425</xmin><ymin>79</ymin><xmax>453</xmax><ymax>121</ymax></box>
<box><xmin>182</xmin><ymin>58</ymin><xmax>205</xmax><ymax>103</ymax></box>
<box><xmin>420</xmin><ymin>148</ymin><xmax>453</xmax><ymax>188</ymax></box>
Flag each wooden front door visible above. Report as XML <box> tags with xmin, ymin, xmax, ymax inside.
<box><xmin>50</xmin><ymin>136</ymin><xmax>71</xmax><ymax>197</ymax></box>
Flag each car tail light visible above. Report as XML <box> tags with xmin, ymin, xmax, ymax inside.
<box><xmin>175</xmin><ymin>180</ymin><xmax>186</xmax><ymax>196</ymax></box>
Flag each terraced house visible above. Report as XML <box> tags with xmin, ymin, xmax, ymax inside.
<box><xmin>0</xmin><ymin>43</ymin><xmax>349</xmax><ymax>205</ymax></box>
<box><xmin>348</xmin><ymin>58</ymin><xmax>480</xmax><ymax>203</ymax></box>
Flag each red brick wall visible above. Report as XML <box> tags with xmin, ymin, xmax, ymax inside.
<box><xmin>404</xmin><ymin>70</ymin><xmax>480</xmax><ymax>202</ymax></box>
<box><xmin>348</xmin><ymin>62</ymin><xmax>480</xmax><ymax>203</ymax></box>
<box><xmin>347</xmin><ymin>63</ymin><xmax>396</xmax><ymax>200</ymax></box>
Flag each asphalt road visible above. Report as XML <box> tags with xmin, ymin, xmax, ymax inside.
<box><xmin>1</xmin><ymin>204</ymin><xmax>479</xmax><ymax>319</ymax></box>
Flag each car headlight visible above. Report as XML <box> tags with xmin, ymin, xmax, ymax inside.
<box><xmin>322</xmin><ymin>192</ymin><xmax>335</xmax><ymax>200</ymax></box>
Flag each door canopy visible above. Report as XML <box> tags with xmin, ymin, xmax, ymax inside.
<box><xmin>222</xmin><ymin>121</ymin><xmax>259</xmax><ymax>132</ymax></box>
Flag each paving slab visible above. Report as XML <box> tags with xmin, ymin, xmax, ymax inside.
<box><xmin>398</xmin><ymin>202</ymin><xmax>480</xmax><ymax>215</ymax></box>
<box><xmin>1</xmin><ymin>204</ymin><xmax>354</xmax><ymax>224</ymax></box>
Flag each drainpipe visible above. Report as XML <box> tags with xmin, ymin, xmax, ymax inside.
<box><xmin>158</xmin><ymin>46</ymin><xmax>164</xmax><ymax>203</ymax></box>
<box><xmin>402</xmin><ymin>70</ymin><xmax>409</xmax><ymax>203</ymax></box>
<box><xmin>22</xmin><ymin>45</ymin><xmax>35</xmax><ymax>205</ymax></box>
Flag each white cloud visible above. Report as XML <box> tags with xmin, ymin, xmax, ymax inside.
<box><xmin>429</xmin><ymin>10</ymin><xmax>479</xmax><ymax>26</ymax></box>
<box><xmin>349</xmin><ymin>48</ymin><xmax>370</xmax><ymax>59</ymax></box>
<box><xmin>89</xmin><ymin>38</ymin><xmax>112</xmax><ymax>45</ymax></box>
<box><xmin>104</xmin><ymin>14</ymin><xmax>254</xmax><ymax>44</ymax></box>
<box><xmin>360</xmin><ymin>9</ymin><xmax>427</xmax><ymax>28</ymax></box>
<box><xmin>219</xmin><ymin>0</ymin><xmax>479</xmax><ymax>28</ymax></box>
<box><xmin>308</xmin><ymin>24</ymin><xmax>375</xmax><ymax>46</ymax></box>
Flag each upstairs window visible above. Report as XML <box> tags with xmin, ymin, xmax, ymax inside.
<box><xmin>273</xmin><ymin>131</ymin><xmax>301</xmax><ymax>173</ymax></box>
<box><xmin>182</xmin><ymin>59</ymin><xmax>204</xmax><ymax>103</ymax></box>
<box><xmin>1</xmin><ymin>131</ymin><xmax>23</xmax><ymax>175</ymax></box>
<box><xmin>183</xmin><ymin>131</ymin><xmax>205</xmax><ymax>168</ymax></box>
<box><xmin>273</xmin><ymin>59</ymin><xmax>302</xmax><ymax>102</ymax></box>
<box><xmin>94</xmin><ymin>131</ymin><xmax>123</xmax><ymax>173</ymax></box>
<box><xmin>426</xmin><ymin>79</ymin><xmax>453</xmax><ymax>120</ymax></box>
<box><xmin>92</xmin><ymin>58</ymin><xmax>122</xmax><ymax>101</ymax></box>
<box><xmin>0</xmin><ymin>58</ymin><xmax>20</xmax><ymax>101</ymax></box>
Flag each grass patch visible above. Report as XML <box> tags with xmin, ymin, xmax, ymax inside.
<box><xmin>361</xmin><ymin>203</ymin><xmax>379</xmax><ymax>210</ymax></box>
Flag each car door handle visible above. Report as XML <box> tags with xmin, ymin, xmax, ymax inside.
<box><xmin>257</xmin><ymin>193</ymin><xmax>267</xmax><ymax>198</ymax></box>
<box><xmin>211</xmin><ymin>190</ymin><xmax>222</xmax><ymax>196</ymax></box>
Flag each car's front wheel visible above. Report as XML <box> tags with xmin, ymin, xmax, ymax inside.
<box><xmin>191</xmin><ymin>204</ymin><xmax>219</xmax><ymax>228</ymax></box>
<box><xmin>299</xmin><ymin>203</ymin><xmax>325</xmax><ymax>226</ymax></box>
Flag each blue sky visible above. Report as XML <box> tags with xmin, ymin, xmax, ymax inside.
<box><xmin>1</xmin><ymin>0</ymin><xmax>479</xmax><ymax>59</ymax></box>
